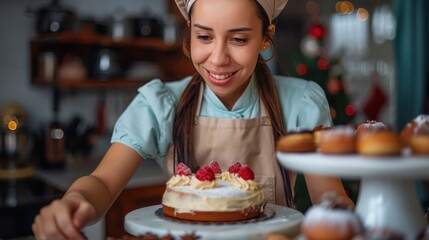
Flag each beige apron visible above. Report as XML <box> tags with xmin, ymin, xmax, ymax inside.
<box><xmin>165</xmin><ymin>84</ymin><xmax>296</xmax><ymax>206</ymax></box>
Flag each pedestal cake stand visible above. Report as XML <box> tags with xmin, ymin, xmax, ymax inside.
<box><xmin>124</xmin><ymin>204</ymin><xmax>303</xmax><ymax>240</ymax></box>
<box><xmin>276</xmin><ymin>151</ymin><xmax>429</xmax><ymax>240</ymax></box>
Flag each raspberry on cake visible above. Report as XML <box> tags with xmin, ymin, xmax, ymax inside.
<box><xmin>162</xmin><ymin>162</ymin><xmax>265</xmax><ymax>222</ymax></box>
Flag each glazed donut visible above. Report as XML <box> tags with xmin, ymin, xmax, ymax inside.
<box><xmin>301</xmin><ymin>193</ymin><xmax>363</xmax><ymax>240</ymax></box>
<box><xmin>409</xmin><ymin>124</ymin><xmax>429</xmax><ymax>155</ymax></box>
<box><xmin>356</xmin><ymin>130</ymin><xmax>402</xmax><ymax>156</ymax></box>
<box><xmin>356</xmin><ymin>120</ymin><xmax>388</xmax><ymax>135</ymax></box>
<box><xmin>319</xmin><ymin>125</ymin><xmax>356</xmax><ymax>154</ymax></box>
<box><xmin>277</xmin><ymin>130</ymin><xmax>316</xmax><ymax>153</ymax></box>
<box><xmin>400</xmin><ymin>114</ymin><xmax>429</xmax><ymax>147</ymax></box>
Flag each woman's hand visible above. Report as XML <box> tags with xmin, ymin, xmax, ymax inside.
<box><xmin>32</xmin><ymin>194</ymin><xmax>96</xmax><ymax>240</ymax></box>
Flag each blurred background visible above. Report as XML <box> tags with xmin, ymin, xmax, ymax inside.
<box><xmin>0</xmin><ymin>0</ymin><xmax>428</xmax><ymax>239</ymax></box>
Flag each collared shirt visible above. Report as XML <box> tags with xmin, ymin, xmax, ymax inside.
<box><xmin>111</xmin><ymin>75</ymin><xmax>332</xmax><ymax>166</ymax></box>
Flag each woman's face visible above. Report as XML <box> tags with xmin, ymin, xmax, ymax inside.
<box><xmin>190</xmin><ymin>0</ymin><xmax>268</xmax><ymax>109</ymax></box>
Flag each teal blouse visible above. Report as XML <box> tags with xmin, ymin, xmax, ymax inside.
<box><xmin>111</xmin><ymin>75</ymin><xmax>332</xmax><ymax>165</ymax></box>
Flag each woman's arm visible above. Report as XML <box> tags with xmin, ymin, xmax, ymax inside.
<box><xmin>67</xmin><ymin>142</ymin><xmax>143</xmax><ymax>222</ymax></box>
<box><xmin>304</xmin><ymin>173</ymin><xmax>355</xmax><ymax>207</ymax></box>
<box><xmin>33</xmin><ymin>142</ymin><xmax>143</xmax><ymax>239</ymax></box>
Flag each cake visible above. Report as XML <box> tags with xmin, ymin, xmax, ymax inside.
<box><xmin>162</xmin><ymin>161</ymin><xmax>265</xmax><ymax>222</ymax></box>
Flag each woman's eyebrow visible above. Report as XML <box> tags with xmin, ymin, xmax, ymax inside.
<box><xmin>193</xmin><ymin>23</ymin><xmax>253</xmax><ymax>33</ymax></box>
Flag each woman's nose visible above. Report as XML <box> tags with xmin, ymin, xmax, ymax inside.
<box><xmin>209</xmin><ymin>41</ymin><xmax>230</xmax><ymax>66</ymax></box>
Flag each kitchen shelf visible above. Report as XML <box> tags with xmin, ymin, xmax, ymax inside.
<box><xmin>30</xmin><ymin>32</ymin><xmax>194</xmax><ymax>89</ymax></box>
<box><xmin>32</xmin><ymin>32</ymin><xmax>181</xmax><ymax>51</ymax></box>
<box><xmin>33</xmin><ymin>78</ymin><xmax>149</xmax><ymax>90</ymax></box>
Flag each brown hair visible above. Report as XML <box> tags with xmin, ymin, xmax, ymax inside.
<box><xmin>172</xmin><ymin>0</ymin><xmax>293</xmax><ymax>206</ymax></box>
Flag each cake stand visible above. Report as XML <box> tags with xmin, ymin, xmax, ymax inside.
<box><xmin>276</xmin><ymin>151</ymin><xmax>429</xmax><ymax>240</ymax></box>
<box><xmin>124</xmin><ymin>204</ymin><xmax>303</xmax><ymax>240</ymax></box>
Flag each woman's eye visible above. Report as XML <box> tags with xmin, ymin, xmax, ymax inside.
<box><xmin>231</xmin><ymin>38</ymin><xmax>248</xmax><ymax>44</ymax></box>
<box><xmin>197</xmin><ymin>35</ymin><xmax>212</xmax><ymax>41</ymax></box>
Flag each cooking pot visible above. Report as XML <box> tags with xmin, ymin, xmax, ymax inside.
<box><xmin>131</xmin><ymin>15</ymin><xmax>163</xmax><ymax>38</ymax></box>
<box><xmin>26</xmin><ymin>0</ymin><xmax>76</xmax><ymax>34</ymax></box>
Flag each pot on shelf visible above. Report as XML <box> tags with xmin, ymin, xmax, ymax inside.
<box><xmin>26</xmin><ymin>0</ymin><xmax>76</xmax><ymax>34</ymax></box>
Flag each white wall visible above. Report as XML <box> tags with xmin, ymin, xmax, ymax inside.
<box><xmin>0</xmin><ymin>0</ymin><xmax>166</xmax><ymax>132</ymax></box>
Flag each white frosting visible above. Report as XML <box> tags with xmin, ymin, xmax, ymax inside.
<box><xmin>362</xmin><ymin>120</ymin><xmax>387</xmax><ymax>130</ymax></box>
<box><xmin>162</xmin><ymin>180</ymin><xmax>264</xmax><ymax>213</ymax></box>
<box><xmin>322</xmin><ymin>125</ymin><xmax>355</xmax><ymax>138</ymax></box>
<box><xmin>303</xmin><ymin>205</ymin><xmax>363</xmax><ymax>232</ymax></box>
<box><xmin>414</xmin><ymin>114</ymin><xmax>429</xmax><ymax>126</ymax></box>
<box><xmin>414</xmin><ymin>115</ymin><xmax>429</xmax><ymax>134</ymax></box>
<box><xmin>173</xmin><ymin>181</ymin><xmax>249</xmax><ymax>197</ymax></box>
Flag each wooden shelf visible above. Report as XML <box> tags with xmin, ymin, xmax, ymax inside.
<box><xmin>54</xmin><ymin>79</ymin><xmax>148</xmax><ymax>89</ymax></box>
<box><xmin>31</xmin><ymin>32</ymin><xmax>181</xmax><ymax>51</ymax></box>
<box><xmin>30</xmin><ymin>32</ymin><xmax>194</xmax><ymax>90</ymax></box>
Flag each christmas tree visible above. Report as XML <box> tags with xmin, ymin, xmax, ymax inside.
<box><xmin>289</xmin><ymin>18</ymin><xmax>359</xmax><ymax>213</ymax></box>
<box><xmin>291</xmin><ymin>19</ymin><xmax>356</xmax><ymax>125</ymax></box>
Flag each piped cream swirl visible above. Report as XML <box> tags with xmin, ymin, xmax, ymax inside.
<box><xmin>166</xmin><ymin>175</ymin><xmax>191</xmax><ymax>187</ymax></box>
<box><xmin>231</xmin><ymin>177</ymin><xmax>260</xmax><ymax>191</ymax></box>
<box><xmin>190</xmin><ymin>176</ymin><xmax>218</xmax><ymax>189</ymax></box>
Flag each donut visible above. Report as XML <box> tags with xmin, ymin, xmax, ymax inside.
<box><xmin>301</xmin><ymin>193</ymin><xmax>363</xmax><ymax>240</ymax></box>
<box><xmin>319</xmin><ymin>125</ymin><xmax>356</xmax><ymax>154</ymax></box>
<box><xmin>356</xmin><ymin>120</ymin><xmax>388</xmax><ymax>135</ymax></box>
<box><xmin>400</xmin><ymin>114</ymin><xmax>429</xmax><ymax>147</ymax></box>
<box><xmin>313</xmin><ymin>125</ymin><xmax>333</xmax><ymax>148</ymax></box>
<box><xmin>356</xmin><ymin>130</ymin><xmax>402</xmax><ymax>156</ymax></box>
<box><xmin>409</xmin><ymin>124</ymin><xmax>429</xmax><ymax>155</ymax></box>
<box><xmin>277</xmin><ymin>130</ymin><xmax>316</xmax><ymax>153</ymax></box>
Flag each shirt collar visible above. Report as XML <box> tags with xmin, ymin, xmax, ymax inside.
<box><xmin>203</xmin><ymin>74</ymin><xmax>258</xmax><ymax>113</ymax></box>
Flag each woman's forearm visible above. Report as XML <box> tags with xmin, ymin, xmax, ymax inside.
<box><xmin>63</xmin><ymin>174</ymin><xmax>117</xmax><ymax>224</ymax></box>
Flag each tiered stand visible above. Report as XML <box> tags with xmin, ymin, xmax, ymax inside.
<box><xmin>276</xmin><ymin>150</ymin><xmax>429</xmax><ymax>240</ymax></box>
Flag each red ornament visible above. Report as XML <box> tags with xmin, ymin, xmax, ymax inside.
<box><xmin>317</xmin><ymin>57</ymin><xmax>330</xmax><ymax>70</ymax></box>
<box><xmin>296</xmin><ymin>63</ymin><xmax>308</xmax><ymax>75</ymax></box>
<box><xmin>345</xmin><ymin>104</ymin><xmax>356</xmax><ymax>117</ymax></box>
<box><xmin>309</xmin><ymin>23</ymin><xmax>326</xmax><ymax>40</ymax></box>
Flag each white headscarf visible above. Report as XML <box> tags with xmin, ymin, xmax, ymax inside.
<box><xmin>175</xmin><ymin>0</ymin><xmax>288</xmax><ymax>22</ymax></box>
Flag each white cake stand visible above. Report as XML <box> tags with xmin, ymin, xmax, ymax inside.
<box><xmin>124</xmin><ymin>204</ymin><xmax>303</xmax><ymax>240</ymax></box>
<box><xmin>276</xmin><ymin>151</ymin><xmax>429</xmax><ymax>240</ymax></box>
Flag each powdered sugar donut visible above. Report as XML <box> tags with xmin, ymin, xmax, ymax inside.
<box><xmin>356</xmin><ymin>120</ymin><xmax>388</xmax><ymax>135</ymax></box>
<box><xmin>400</xmin><ymin>114</ymin><xmax>429</xmax><ymax>147</ymax></box>
<box><xmin>319</xmin><ymin>125</ymin><xmax>356</xmax><ymax>154</ymax></box>
<box><xmin>409</xmin><ymin>124</ymin><xmax>429</xmax><ymax>155</ymax></box>
<box><xmin>301</xmin><ymin>193</ymin><xmax>363</xmax><ymax>240</ymax></box>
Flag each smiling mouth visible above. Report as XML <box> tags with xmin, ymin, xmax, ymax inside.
<box><xmin>209</xmin><ymin>72</ymin><xmax>234</xmax><ymax>80</ymax></box>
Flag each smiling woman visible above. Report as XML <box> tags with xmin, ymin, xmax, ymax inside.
<box><xmin>32</xmin><ymin>0</ymin><xmax>354</xmax><ymax>239</ymax></box>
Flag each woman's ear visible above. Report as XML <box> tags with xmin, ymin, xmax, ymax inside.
<box><xmin>187</xmin><ymin>20</ymin><xmax>191</xmax><ymax>27</ymax></box>
<box><xmin>268</xmin><ymin>24</ymin><xmax>276</xmax><ymax>37</ymax></box>
<box><xmin>261</xmin><ymin>24</ymin><xmax>276</xmax><ymax>51</ymax></box>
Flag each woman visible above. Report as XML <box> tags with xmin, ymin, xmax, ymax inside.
<box><xmin>32</xmin><ymin>0</ymin><xmax>353</xmax><ymax>239</ymax></box>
